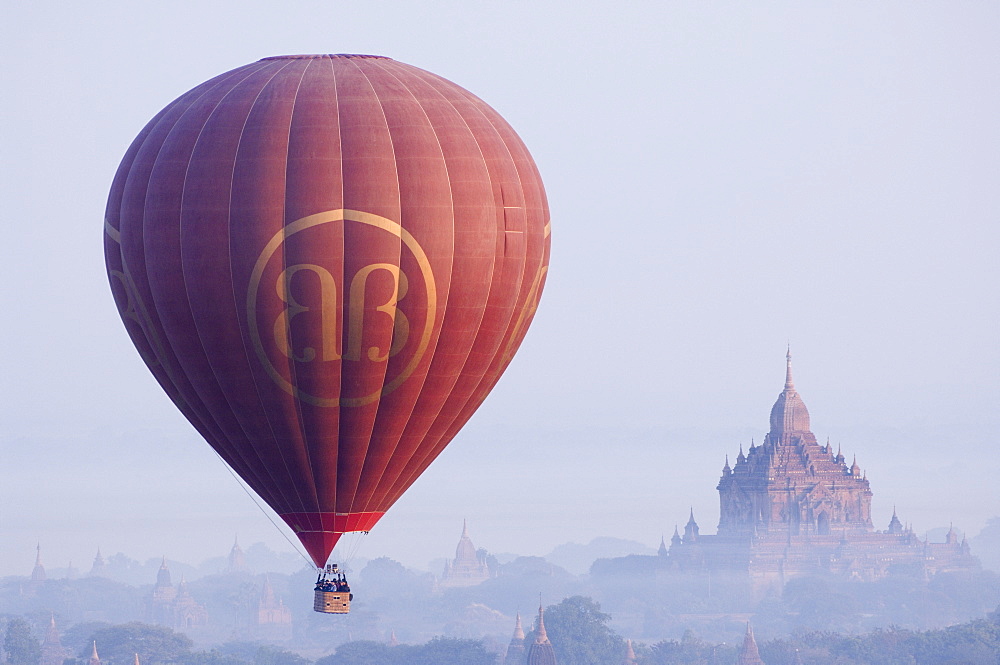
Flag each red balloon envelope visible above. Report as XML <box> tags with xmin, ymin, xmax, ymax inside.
<box><xmin>104</xmin><ymin>55</ymin><xmax>550</xmax><ymax>567</ymax></box>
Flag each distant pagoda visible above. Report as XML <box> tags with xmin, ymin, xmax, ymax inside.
<box><xmin>90</xmin><ymin>548</ymin><xmax>107</xmax><ymax>577</ymax></box>
<box><xmin>31</xmin><ymin>544</ymin><xmax>46</xmax><ymax>582</ymax></box>
<box><xmin>717</xmin><ymin>349</ymin><xmax>873</xmax><ymax>538</ymax></box>
<box><xmin>665</xmin><ymin>350</ymin><xmax>978</xmax><ymax>596</ymax></box>
<box><xmin>621</xmin><ymin>638</ymin><xmax>637</xmax><ymax>665</ymax></box>
<box><xmin>40</xmin><ymin>616</ymin><xmax>67</xmax><ymax>665</ymax></box>
<box><xmin>525</xmin><ymin>604</ymin><xmax>557</xmax><ymax>665</ymax></box>
<box><xmin>146</xmin><ymin>558</ymin><xmax>207</xmax><ymax>630</ymax></box>
<box><xmin>440</xmin><ymin>520</ymin><xmax>493</xmax><ymax>588</ymax></box>
<box><xmin>227</xmin><ymin>536</ymin><xmax>250</xmax><ymax>574</ymax></box>
<box><xmin>254</xmin><ymin>576</ymin><xmax>292</xmax><ymax>640</ymax></box>
<box><xmin>503</xmin><ymin>613</ymin><xmax>526</xmax><ymax>665</ymax></box>
<box><xmin>736</xmin><ymin>623</ymin><xmax>765</xmax><ymax>665</ymax></box>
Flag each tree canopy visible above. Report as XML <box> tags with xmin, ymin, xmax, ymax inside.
<box><xmin>4</xmin><ymin>617</ymin><xmax>41</xmax><ymax>665</ymax></box>
<box><xmin>314</xmin><ymin>637</ymin><xmax>496</xmax><ymax>665</ymax></box>
<box><xmin>525</xmin><ymin>596</ymin><xmax>625</xmax><ymax>665</ymax></box>
<box><xmin>81</xmin><ymin>622</ymin><xmax>192</xmax><ymax>665</ymax></box>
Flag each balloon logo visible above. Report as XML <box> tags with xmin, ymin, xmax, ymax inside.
<box><xmin>105</xmin><ymin>54</ymin><xmax>550</xmax><ymax>567</ymax></box>
<box><xmin>247</xmin><ymin>209</ymin><xmax>437</xmax><ymax>407</ymax></box>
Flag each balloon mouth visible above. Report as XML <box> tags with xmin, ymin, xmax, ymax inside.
<box><xmin>280</xmin><ymin>512</ymin><xmax>385</xmax><ymax>567</ymax></box>
<box><xmin>260</xmin><ymin>54</ymin><xmax>390</xmax><ymax>61</ymax></box>
<box><xmin>298</xmin><ymin>532</ymin><xmax>344</xmax><ymax>568</ymax></box>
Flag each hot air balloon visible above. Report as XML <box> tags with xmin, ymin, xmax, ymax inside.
<box><xmin>104</xmin><ymin>54</ymin><xmax>549</xmax><ymax>610</ymax></box>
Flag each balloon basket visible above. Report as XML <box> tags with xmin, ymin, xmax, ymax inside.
<box><xmin>314</xmin><ymin>589</ymin><xmax>351</xmax><ymax>614</ymax></box>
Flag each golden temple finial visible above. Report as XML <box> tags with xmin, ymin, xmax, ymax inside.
<box><xmin>535</xmin><ymin>602</ymin><xmax>548</xmax><ymax>643</ymax></box>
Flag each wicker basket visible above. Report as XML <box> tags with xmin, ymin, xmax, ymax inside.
<box><xmin>313</xmin><ymin>590</ymin><xmax>351</xmax><ymax>614</ymax></box>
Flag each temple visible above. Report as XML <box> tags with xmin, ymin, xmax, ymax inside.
<box><xmin>664</xmin><ymin>351</ymin><xmax>978</xmax><ymax>596</ymax></box>
<box><xmin>525</xmin><ymin>605</ymin><xmax>558</xmax><ymax>665</ymax></box>
<box><xmin>40</xmin><ymin>616</ymin><xmax>66</xmax><ymax>665</ymax></box>
<box><xmin>227</xmin><ymin>536</ymin><xmax>250</xmax><ymax>574</ymax></box>
<box><xmin>621</xmin><ymin>639</ymin><xmax>637</xmax><ymax>665</ymax></box>
<box><xmin>89</xmin><ymin>548</ymin><xmax>106</xmax><ymax>577</ymax></box>
<box><xmin>146</xmin><ymin>558</ymin><xmax>208</xmax><ymax>629</ymax></box>
<box><xmin>503</xmin><ymin>613</ymin><xmax>526</xmax><ymax>665</ymax></box>
<box><xmin>31</xmin><ymin>544</ymin><xmax>46</xmax><ymax>582</ymax></box>
<box><xmin>250</xmin><ymin>576</ymin><xmax>292</xmax><ymax>640</ymax></box>
<box><xmin>736</xmin><ymin>623</ymin><xmax>764</xmax><ymax>665</ymax></box>
<box><xmin>439</xmin><ymin>520</ymin><xmax>493</xmax><ymax>588</ymax></box>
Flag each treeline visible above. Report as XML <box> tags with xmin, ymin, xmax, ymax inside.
<box><xmin>2</xmin><ymin>596</ymin><xmax>1000</xmax><ymax>665</ymax></box>
<box><xmin>759</xmin><ymin>615</ymin><xmax>1000</xmax><ymax>665</ymax></box>
<box><xmin>314</xmin><ymin>599</ymin><xmax>1000</xmax><ymax>664</ymax></box>
<box><xmin>633</xmin><ymin>610</ymin><xmax>1000</xmax><ymax>664</ymax></box>
<box><xmin>521</xmin><ymin>597</ymin><xmax>1000</xmax><ymax>665</ymax></box>
<box><xmin>314</xmin><ymin>638</ymin><xmax>497</xmax><ymax>665</ymax></box>
<box><xmin>0</xmin><ymin>619</ymin><xmax>311</xmax><ymax>665</ymax></box>
<box><xmin>0</xmin><ymin>617</ymin><xmax>496</xmax><ymax>665</ymax></box>
<box><xmin>7</xmin><ymin>598</ymin><xmax>999</xmax><ymax>665</ymax></box>
<box><xmin>6</xmin><ymin>551</ymin><xmax>1000</xmax><ymax>648</ymax></box>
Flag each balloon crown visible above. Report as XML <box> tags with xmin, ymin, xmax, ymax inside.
<box><xmin>260</xmin><ymin>54</ymin><xmax>390</xmax><ymax>61</ymax></box>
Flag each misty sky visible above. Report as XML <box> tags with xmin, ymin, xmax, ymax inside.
<box><xmin>2</xmin><ymin>2</ymin><xmax>998</xmax><ymax>578</ymax></box>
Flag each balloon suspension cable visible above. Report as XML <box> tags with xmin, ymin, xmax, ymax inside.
<box><xmin>329</xmin><ymin>531</ymin><xmax>367</xmax><ymax>575</ymax></box>
<box><xmin>210</xmin><ymin>449</ymin><xmax>315</xmax><ymax>568</ymax></box>
<box><xmin>343</xmin><ymin>531</ymin><xmax>368</xmax><ymax>569</ymax></box>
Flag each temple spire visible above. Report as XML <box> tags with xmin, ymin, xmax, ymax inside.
<box><xmin>622</xmin><ymin>638</ymin><xmax>637</xmax><ymax>665</ymax></box>
<box><xmin>736</xmin><ymin>622</ymin><xmax>764</xmax><ymax>665</ymax></box>
<box><xmin>785</xmin><ymin>346</ymin><xmax>794</xmax><ymax>390</ymax></box>
<box><xmin>770</xmin><ymin>349</ymin><xmax>811</xmax><ymax>436</ymax></box>
<box><xmin>684</xmin><ymin>509</ymin><xmax>700</xmax><ymax>542</ymax></box>
<box><xmin>31</xmin><ymin>543</ymin><xmax>46</xmax><ymax>582</ymax></box>
<box><xmin>40</xmin><ymin>613</ymin><xmax>65</xmax><ymax>665</ymax></box>
<box><xmin>90</xmin><ymin>548</ymin><xmax>106</xmax><ymax>577</ymax></box>
<box><xmin>155</xmin><ymin>557</ymin><xmax>171</xmax><ymax>587</ymax></box>
<box><xmin>504</xmin><ymin>612</ymin><xmax>527</xmax><ymax>665</ymax></box>
<box><xmin>535</xmin><ymin>603</ymin><xmax>549</xmax><ymax>643</ymax></box>
<box><xmin>227</xmin><ymin>534</ymin><xmax>248</xmax><ymax>573</ymax></box>
<box><xmin>888</xmin><ymin>506</ymin><xmax>903</xmax><ymax>534</ymax></box>
<box><xmin>525</xmin><ymin>601</ymin><xmax>557</xmax><ymax>665</ymax></box>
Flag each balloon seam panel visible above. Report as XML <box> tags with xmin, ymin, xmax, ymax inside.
<box><xmin>132</xmin><ymin>66</ymin><xmax>279</xmax><ymax>502</ymax></box>
<box><xmin>359</xmin><ymin>58</ymin><xmax>494</xmax><ymax>509</ymax></box>
<box><xmin>345</xmin><ymin>57</ymin><xmax>460</xmax><ymax>513</ymax></box>
<box><xmin>337</xmin><ymin>57</ymin><xmax>405</xmax><ymax>517</ymax></box>
<box><xmin>174</xmin><ymin>60</ymin><xmax>307</xmax><ymax>515</ymax></box>
<box><xmin>275</xmin><ymin>58</ymin><xmax>325</xmax><ymax>517</ymax></box>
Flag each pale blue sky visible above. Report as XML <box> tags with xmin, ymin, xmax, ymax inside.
<box><xmin>2</xmin><ymin>2</ymin><xmax>998</xmax><ymax>576</ymax></box>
